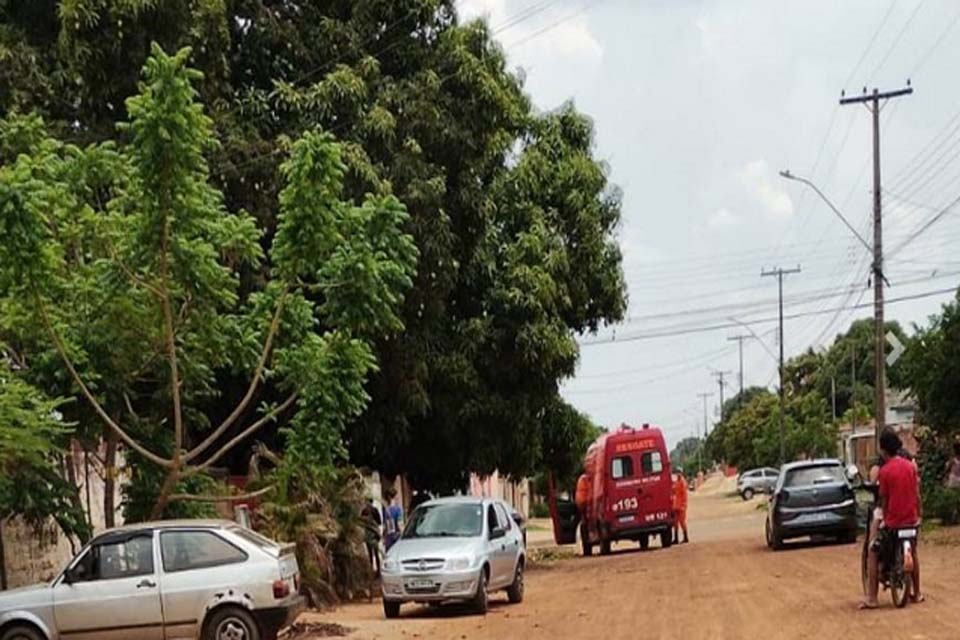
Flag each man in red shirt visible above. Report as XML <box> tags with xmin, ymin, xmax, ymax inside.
<box><xmin>861</xmin><ymin>429</ymin><xmax>922</xmax><ymax>609</ymax></box>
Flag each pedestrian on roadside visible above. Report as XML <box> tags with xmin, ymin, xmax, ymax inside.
<box><xmin>361</xmin><ymin>498</ymin><xmax>382</xmax><ymax>576</ymax></box>
<box><xmin>945</xmin><ymin>441</ymin><xmax>960</xmax><ymax>489</ymax></box>
<box><xmin>575</xmin><ymin>472</ymin><xmax>591</xmax><ymax>545</ymax></box>
<box><xmin>672</xmin><ymin>469</ymin><xmax>689</xmax><ymax>544</ymax></box>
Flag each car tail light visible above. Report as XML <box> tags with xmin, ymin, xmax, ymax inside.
<box><xmin>273</xmin><ymin>579</ymin><xmax>290</xmax><ymax>599</ymax></box>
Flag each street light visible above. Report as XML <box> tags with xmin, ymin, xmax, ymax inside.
<box><xmin>779</xmin><ymin>170</ymin><xmax>872</xmax><ymax>254</ymax></box>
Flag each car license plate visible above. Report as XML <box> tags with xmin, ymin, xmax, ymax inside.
<box><xmin>810</xmin><ymin>512</ymin><xmax>829</xmax><ymax>522</ymax></box>
<box><xmin>618</xmin><ymin>514</ymin><xmax>635</xmax><ymax>523</ymax></box>
<box><xmin>406</xmin><ymin>578</ymin><xmax>435</xmax><ymax>589</ymax></box>
<box><xmin>898</xmin><ymin>528</ymin><xmax>917</xmax><ymax>539</ymax></box>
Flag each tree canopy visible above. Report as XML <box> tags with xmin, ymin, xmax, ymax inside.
<box><xmin>0</xmin><ymin>2</ymin><xmax>626</xmax><ymax>494</ymax></box>
<box><xmin>0</xmin><ymin>44</ymin><xmax>417</xmax><ymax>518</ymax></box>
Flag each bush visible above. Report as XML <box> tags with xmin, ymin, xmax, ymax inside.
<box><xmin>925</xmin><ymin>486</ymin><xmax>960</xmax><ymax>526</ymax></box>
<box><xmin>531</xmin><ymin>501</ymin><xmax>550</xmax><ymax>518</ymax></box>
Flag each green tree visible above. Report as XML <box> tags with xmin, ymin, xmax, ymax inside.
<box><xmin>1</xmin><ymin>2</ymin><xmax>625</xmax><ymax>491</ymax></box>
<box><xmin>902</xmin><ymin>293</ymin><xmax>960</xmax><ymax>434</ymax></box>
<box><xmin>670</xmin><ymin>436</ymin><xmax>703</xmax><ymax>474</ymax></box>
<box><xmin>0</xmin><ymin>45</ymin><xmax>417</xmax><ymax>519</ymax></box>
<box><xmin>0</xmin><ymin>360</ymin><xmax>90</xmax><ymax>545</ymax></box>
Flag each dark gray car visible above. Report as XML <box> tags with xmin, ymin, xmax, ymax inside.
<box><xmin>765</xmin><ymin>459</ymin><xmax>859</xmax><ymax>550</ymax></box>
<box><xmin>736</xmin><ymin>467</ymin><xmax>780</xmax><ymax>500</ymax></box>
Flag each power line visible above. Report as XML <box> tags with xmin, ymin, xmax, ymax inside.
<box><xmin>579</xmin><ymin>285</ymin><xmax>958</xmax><ymax>346</ymax></box>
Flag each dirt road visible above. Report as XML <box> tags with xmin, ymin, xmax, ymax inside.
<box><xmin>303</xmin><ymin>487</ymin><xmax>960</xmax><ymax>640</ymax></box>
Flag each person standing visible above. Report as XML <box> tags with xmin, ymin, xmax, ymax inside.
<box><xmin>361</xmin><ymin>498</ymin><xmax>382</xmax><ymax>576</ymax></box>
<box><xmin>575</xmin><ymin>473</ymin><xmax>592</xmax><ymax>547</ymax></box>
<box><xmin>945</xmin><ymin>441</ymin><xmax>960</xmax><ymax>489</ymax></box>
<box><xmin>672</xmin><ymin>469</ymin><xmax>689</xmax><ymax>544</ymax></box>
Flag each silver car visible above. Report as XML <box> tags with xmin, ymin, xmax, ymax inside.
<box><xmin>380</xmin><ymin>497</ymin><xmax>525</xmax><ymax>618</ymax></box>
<box><xmin>737</xmin><ymin>467</ymin><xmax>780</xmax><ymax>499</ymax></box>
<box><xmin>0</xmin><ymin>520</ymin><xmax>304</xmax><ymax>640</ymax></box>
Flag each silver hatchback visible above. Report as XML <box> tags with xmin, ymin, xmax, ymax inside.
<box><xmin>0</xmin><ymin>520</ymin><xmax>304</xmax><ymax>640</ymax></box>
<box><xmin>380</xmin><ymin>497</ymin><xmax>525</xmax><ymax>618</ymax></box>
<box><xmin>737</xmin><ymin>467</ymin><xmax>780</xmax><ymax>500</ymax></box>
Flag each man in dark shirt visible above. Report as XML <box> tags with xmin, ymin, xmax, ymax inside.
<box><xmin>861</xmin><ymin>429</ymin><xmax>922</xmax><ymax>609</ymax></box>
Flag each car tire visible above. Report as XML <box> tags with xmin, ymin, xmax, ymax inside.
<box><xmin>600</xmin><ymin>538</ymin><xmax>611</xmax><ymax>556</ymax></box>
<box><xmin>507</xmin><ymin>560</ymin><xmax>525</xmax><ymax>604</ymax></box>
<box><xmin>473</xmin><ymin>567</ymin><xmax>489</xmax><ymax>614</ymax></box>
<box><xmin>742</xmin><ymin>488</ymin><xmax>755</xmax><ymax>501</ymax></box>
<box><xmin>660</xmin><ymin>530</ymin><xmax>672</xmax><ymax>548</ymax></box>
<box><xmin>840</xmin><ymin>530</ymin><xmax>858</xmax><ymax>545</ymax></box>
<box><xmin>383</xmin><ymin>600</ymin><xmax>402</xmax><ymax>619</ymax></box>
<box><xmin>0</xmin><ymin>625</ymin><xmax>43</xmax><ymax>640</ymax></box>
<box><xmin>204</xmin><ymin>606</ymin><xmax>261</xmax><ymax>640</ymax></box>
<box><xmin>765</xmin><ymin>519</ymin><xmax>783</xmax><ymax>550</ymax></box>
<box><xmin>639</xmin><ymin>534</ymin><xmax>649</xmax><ymax>551</ymax></box>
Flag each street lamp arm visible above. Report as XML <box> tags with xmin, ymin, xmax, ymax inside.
<box><xmin>779</xmin><ymin>170</ymin><xmax>874</xmax><ymax>254</ymax></box>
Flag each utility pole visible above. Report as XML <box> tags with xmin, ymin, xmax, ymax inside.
<box><xmin>762</xmin><ymin>265</ymin><xmax>801</xmax><ymax>466</ymax></box>
<box><xmin>697</xmin><ymin>392</ymin><xmax>713</xmax><ymax>473</ymax></box>
<box><xmin>840</xmin><ymin>84</ymin><xmax>913</xmax><ymax>451</ymax></box>
<box><xmin>710</xmin><ymin>369</ymin><xmax>732</xmax><ymax>421</ymax></box>
<box><xmin>727</xmin><ymin>335</ymin><xmax>750</xmax><ymax>405</ymax></box>
<box><xmin>831</xmin><ymin>377</ymin><xmax>837</xmax><ymax>422</ymax></box>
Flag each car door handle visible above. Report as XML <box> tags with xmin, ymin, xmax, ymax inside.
<box><xmin>137</xmin><ymin>579</ymin><xmax>156</xmax><ymax>589</ymax></box>
<box><xmin>500</xmin><ymin>544</ymin><xmax>506</xmax><ymax>551</ymax></box>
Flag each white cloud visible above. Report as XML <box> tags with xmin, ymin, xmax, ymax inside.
<box><xmin>457</xmin><ymin>1</ymin><xmax>603</xmax><ymax>63</ymax></box>
<box><xmin>741</xmin><ymin>160</ymin><xmax>794</xmax><ymax>219</ymax></box>
<box><xmin>458</xmin><ymin>0</ymin><xmax>507</xmax><ymax>23</ymax></box>
<box><xmin>708</xmin><ymin>207</ymin><xmax>739</xmax><ymax>228</ymax></box>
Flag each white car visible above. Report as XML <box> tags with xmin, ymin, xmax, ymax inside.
<box><xmin>381</xmin><ymin>497</ymin><xmax>525</xmax><ymax>618</ymax></box>
<box><xmin>0</xmin><ymin>520</ymin><xmax>304</xmax><ymax>640</ymax></box>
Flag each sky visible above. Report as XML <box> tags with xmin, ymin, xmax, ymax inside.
<box><xmin>457</xmin><ymin>0</ymin><xmax>960</xmax><ymax>450</ymax></box>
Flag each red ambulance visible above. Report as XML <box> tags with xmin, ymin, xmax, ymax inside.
<box><xmin>552</xmin><ymin>423</ymin><xmax>674</xmax><ymax>555</ymax></box>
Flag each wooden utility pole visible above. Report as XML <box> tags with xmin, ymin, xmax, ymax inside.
<box><xmin>840</xmin><ymin>85</ymin><xmax>912</xmax><ymax>450</ymax></box>
<box><xmin>762</xmin><ymin>265</ymin><xmax>801</xmax><ymax>466</ymax></box>
<box><xmin>710</xmin><ymin>369</ymin><xmax>732</xmax><ymax>421</ymax></box>
<box><xmin>727</xmin><ymin>335</ymin><xmax>750</xmax><ymax>406</ymax></box>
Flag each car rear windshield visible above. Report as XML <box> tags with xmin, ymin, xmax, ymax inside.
<box><xmin>402</xmin><ymin>503</ymin><xmax>483</xmax><ymax>539</ymax></box>
<box><xmin>784</xmin><ymin>465</ymin><xmax>845</xmax><ymax>487</ymax></box>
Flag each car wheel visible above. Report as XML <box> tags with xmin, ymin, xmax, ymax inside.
<box><xmin>639</xmin><ymin>534</ymin><xmax>649</xmax><ymax>551</ymax></box>
<box><xmin>742</xmin><ymin>488</ymin><xmax>755</xmax><ymax>501</ymax></box>
<box><xmin>660</xmin><ymin>530</ymin><xmax>673</xmax><ymax>548</ymax></box>
<box><xmin>383</xmin><ymin>600</ymin><xmax>402</xmax><ymax>619</ymax></box>
<box><xmin>600</xmin><ymin>538</ymin><xmax>612</xmax><ymax>556</ymax></box>
<box><xmin>507</xmin><ymin>560</ymin><xmax>525</xmax><ymax>604</ymax></box>
<box><xmin>472</xmin><ymin>567</ymin><xmax>489</xmax><ymax>614</ymax></box>
<box><xmin>204</xmin><ymin>606</ymin><xmax>261</xmax><ymax>640</ymax></box>
<box><xmin>765</xmin><ymin>519</ymin><xmax>783</xmax><ymax>550</ymax></box>
<box><xmin>0</xmin><ymin>625</ymin><xmax>43</xmax><ymax>640</ymax></box>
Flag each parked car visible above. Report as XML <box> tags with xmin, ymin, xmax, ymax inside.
<box><xmin>765</xmin><ymin>459</ymin><xmax>859</xmax><ymax>550</ymax></box>
<box><xmin>380</xmin><ymin>497</ymin><xmax>525</xmax><ymax>618</ymax></box>
<box><xmin>737</xmin><ymin>467</ymin><xmax>780</xmax><ymax>500</ymax></box>
<box><xmin>0</xmin><ymin>520</ymin><xmax>304</xmax><ymax>640</ymax></box>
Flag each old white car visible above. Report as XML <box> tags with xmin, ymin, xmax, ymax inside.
<box><xmin>0</xmin><ymin>520</ymin><xmax>304</xmax><ymax>640</ymax></box>
<box><xmin>380</xmin><ymin>497</ymin><xmax>525</xmax><ymax>618</ymax></box>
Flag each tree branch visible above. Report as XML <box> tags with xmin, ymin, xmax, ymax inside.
<box><xmin>184</xmin><ymin>286</ymin><xmax>290</xmax><ymax>462</ymax></box>
<box><xmin>168</xmin><ymin>485</ymin><xmax>274</xmax><ymax>503</ymax></box>
<box><xmin>32</xmin><ymin>291</ymin><xmax>172</xmax><ymax>468</ymax></box>
<box><xmin>184</xmin><ymin>392</ymin><xmax>298</xmax><ymax>476</ymax></box>
<box><xmin>105</xmin><ymin>240</ymin><xmax>164</xmax><ymax>298</ymax></box>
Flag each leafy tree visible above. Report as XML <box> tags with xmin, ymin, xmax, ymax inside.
<box><xmin>708</xmin><ymin>389</ymin><xmax>835</xmax><ymax>470</ymax></box>
<box><xmin>0</xmin><ymin>359</ymin><xmax>90</xmax><ymax>545</ymax></box>
<box><xmin>1</xmin><ymin>2</ymin><xmax>625</xmax><ymax>492</ymax></box>
<box><xmin>669</xmin><ymin>436</ymin><xmax>704</xmax><ymax>475</ymax></box>
<box><xmin>0</xmin><ymin>45</ymin><xmax>416</xmax><ymax>519</ymax></box>
<box><xmin>902</xmin><ymin>293</ymin><xmax>960</xmax><ymax>434</ymax></box>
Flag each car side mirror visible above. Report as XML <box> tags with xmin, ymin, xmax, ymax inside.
<box><xmin>846</xmin><ymin>464</ymin><xmax>860</xmax><ymax>482</ymax></box>
<box><xmin>490</xmin><ymin>527</ymin><xmax>506</xmax><ymax>541</ymax></box>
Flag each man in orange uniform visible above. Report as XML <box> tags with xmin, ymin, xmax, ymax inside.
<box><xmin>575</xmin><ymin>473</ymin><xmax>592</xmax><ymax>543</ymax></box>
<box><xmin>672</xmin><ymin>469</ymin><xmax>689</xmax><ymax>544</ymax></box>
